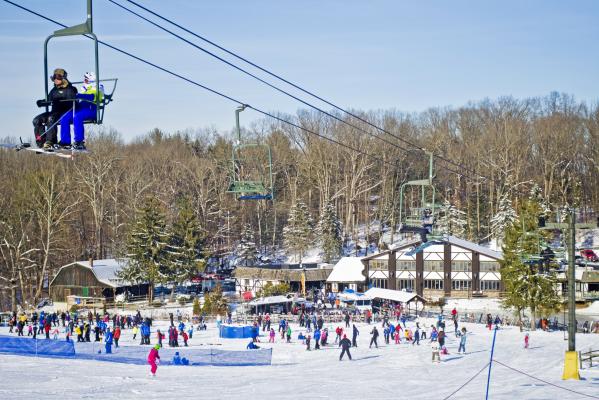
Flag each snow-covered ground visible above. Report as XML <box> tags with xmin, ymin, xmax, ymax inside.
<box><xmin>0</xmin><ymin>318</ymin><xmax>597</xmax><ymax>399</ymax></box>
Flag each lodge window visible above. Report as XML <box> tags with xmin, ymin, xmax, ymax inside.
<box><xmin>424</xmin><ymin>280</ymin><xmax>444</xmax><ymax>290</ymax></box>
<box><xmin>372</xmin><ymin>278</ymin><xmax>388</xmax><ymax>289</ymax></box>
<box><xmin>451</xmin><ymin>261</ymin><xmax>472</xmax><ymax>271</ymax></box>
<box><xmin>398</xmin><ymin>261</ymin><xmax>415</xmax><ymax>271</ymax></box>
<box><xmin>452</xmin><ymin>280</ymin><xmax>471</xmax><ymax>290</ymax></box>
<box><xmin>370</xmin><ymin>260</ymin><xmax>388</xmax><ymax>270</ymax></box>
<box><xmin>398</xmin><ymin>279</ymin><xmax>414</xmax><ymax>290</ymax></box>
<box><xmin>480</xmin><ymin>262</ymin><xmax>500</xmax><ymax>272</ymax></box>
<box><xmin>481</xmin><ymin>281</ymin><xmax>500</xmax><ymax>291</ymax></box>
<box><xmin>424</xmin><ymin>261</ymin><xmax>443</xmax><ymax>272</ymax></box>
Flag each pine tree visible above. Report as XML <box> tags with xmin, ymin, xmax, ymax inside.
<box><xmin>283</xmin><ymin>200</ymin><xmax>314</xmax><ymax>263</ymax></box>
<box><xmin>490</xmin><ymin>194</ymin><xmax>518</xmax><ymax>246</ymax></box>
<box><xmin>235</xmin><ymin>223</ymin><xmax>258</xmax><ymax>266</ymax></box>
<box><xmin>169</xmin><ymin>197</ymin><xmax>205</xmax><ymax>291</ymax></box>
<box><xmin>119</xmin><ymin>197</ymin><xmax>170</xmax><ymax>303</ymax></box>
<box><xmin>500</xmin><ymin>199</ymin><xmax>560</xmax><ymax>330</ymax></box>
<box><xmin>437</xmin><ymin>199</ymin><xmax>467</xmax><ymax>237</ymax></box>
<box><xmin>317</xmin><ymin>201</ymin><xmax>343</xmax><ymax>263</ymax></box>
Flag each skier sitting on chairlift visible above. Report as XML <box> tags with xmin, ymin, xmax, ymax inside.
<box><xmin>33</xmin><ymin>68</ymin><xmax>78</xmax><ymax>149</ymax></box>
<box><xmin>422</xmin><ymin>208</ymin><xmax>434</xmax><ymax>234</ymax></box>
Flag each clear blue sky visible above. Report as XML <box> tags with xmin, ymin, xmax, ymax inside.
<box><xmin>1</xmin><ymin>0</ymin><xmax>598</xmax><ymax>142</ymax></box>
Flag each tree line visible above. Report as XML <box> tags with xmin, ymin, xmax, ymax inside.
<box><xmin>0</xmin><ymin>92</ymin><xmax>597</xmax><ymax>310</ymax></box>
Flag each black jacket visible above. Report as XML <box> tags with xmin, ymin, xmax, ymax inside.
<box><xmin>339</xmin><ymin>338</ymin><xmax>351</xmax><ymax>350</ymax></box>
<box><xmin>38</xmin><ymin>81</ymin><xmax>78</xmax><ymax>115</ymax></box>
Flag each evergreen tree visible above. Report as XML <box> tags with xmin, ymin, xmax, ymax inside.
<box><xmin>316</xmin><ymin>201</ymin><xmax>343</xmax><ymax>262</ymax></box>
<box><xmin>235</xmin><ymin>223</ymin><xmax>258</xmax><ymax>266</ymax></box>
<box><xmin>500</xmin><ymin>199</ymin><xmax>560</xmax><ymax>330</ymax></box>
<box><xmin>201</xmin><ymin>285</ymin><xmax>229</xmax><ymax>315</ymax></box>
<box><xmin>437</xmin><ymin>199</ymin><xmax>467</xmax><ymax>237</ymax></box>
<box><xmin>119</xmin><ymin>197</ymin><xmax>170</xmax><ymax>303</ymax></box>
<box><xmin>283</xmin><ymin>200</ymin><xmax>314</xmax><ymax>263</ymax></box>
<box><xmin>169</xmin><ymin>197</ymin><xmax>205</xmax><ymax>291</ymax></box>
<box><xmin>490</xmin><ymin>194</ymin><xmax>518</xmax><ymax>246</ymax></box>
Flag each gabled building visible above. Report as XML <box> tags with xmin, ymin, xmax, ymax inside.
<box><xmin>49</xmin><ymin>258</ymin><xmax>148</xmax><ymax>302</ymax></box>
<box><xmin>328</xmin><ymin>235</ymin><xmax>503</xmax><ymax>300</ymax></box>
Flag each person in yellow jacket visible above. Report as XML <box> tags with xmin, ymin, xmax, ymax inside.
<box><xmin>60</xmin><ymin>71</ymin><xmax>104</xmax><ymax>150</ymax></box>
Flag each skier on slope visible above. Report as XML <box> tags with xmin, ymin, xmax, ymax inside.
<box><xmin>369</xmin><ymin>326</ymin><xmax>379</xmax><ymax>348</ymax></box>
<box><xmin>339</xmin><ymin>334</ymin><xmax>352</xmax><ymax>361</ymax></box>
<box><xmin>352</xmin><ymin>324</ymin><xmax>359</xmax><ymax>347</ymax></box>
<box><xmin>148</xmin><ymin>344</ymin><xmax>161</xmax><ymax>376</ymax></box>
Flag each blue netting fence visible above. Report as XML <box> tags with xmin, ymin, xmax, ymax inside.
<box><xmin>0</xmin><ymin>336</ymin><xmax>272</xmax><ymax>366</ymax></box>
<box><xmin>219</xmin><ymin>324</ymin><xmax>259</xmax><ymax>339</ymax></box>
<box><xmin>0</xmin><ymin>335</ymin><xmax>75</xmax><ymax>357</ymax></box>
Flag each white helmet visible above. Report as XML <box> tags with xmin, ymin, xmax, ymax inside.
<box><xmin>84</xmin><ymin>72</ymin><xmax>96</xmax><ymax>82</ymax></box>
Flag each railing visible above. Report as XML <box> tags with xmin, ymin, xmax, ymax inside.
<box><xmin>579</xmin><ymin>348</ymin><xmax>598</xmax><ymax>369</ymax></box>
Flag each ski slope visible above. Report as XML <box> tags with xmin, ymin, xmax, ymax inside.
<box><xmin>0</xmin><ymin>319</ymin><xmax>597</xmax><ymax>399</ymax></box>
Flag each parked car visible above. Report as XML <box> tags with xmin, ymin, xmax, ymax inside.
<box><xmin>580</xmin><ymin>249</ymin><xmax>599</xmax><ymax>262</ymax></box>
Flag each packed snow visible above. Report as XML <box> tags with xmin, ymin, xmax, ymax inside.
<box><xmin>1</xmin><ymin>316</ymin><xmax>597</xmax><ymax>399</ymax></box>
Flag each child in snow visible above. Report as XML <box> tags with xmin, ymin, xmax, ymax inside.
<box><xmin>431</xmin><ymin>340</ymin><xmax>441</xmax><ymax>363</ymax></box>
<box><xmin>394</xmin><ymin>331</ymin><xmax>401</xmax><ymax>344</ymax></box>
<box><xmin>524</xmin><ymin>333</ymin><xmax>529</xmax><ymax>349</ymax></box>
<box><xmin>269</xmin><ymin>328</ymin><xmax>275</xmax><ymax>343</ymax></box>
<box><xmin>306</xmin><ymin>335</ymin><xmax>311</xmax><ymax>351</ymax></box>
<box><xmin>458</xmin><ymin>327</ymin><xmax>467</xmax><ymax>353</ymax></box>
<box><xmin>52</xmin><ymin>327</ymin><xmax>60</xmax><ymax>340</ymax></box>
<box><xmin>148</xmin><ymin>344</ymin><xmax>160</xmax><ymax>376</ymax></box>
<box><xmin>181</xmin><ymin>330</ymin><xmax>189</xmax><ymax>346</ymax></box>
<box><xmin>247</xmin><ymin>341</ymin><xmax>260</xmax><ymax>349</ymax></box>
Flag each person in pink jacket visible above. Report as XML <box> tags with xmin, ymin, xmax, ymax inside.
<box><xmin>148</xmin><ymin>344</ymin><xmax>161</xmax><ymax>376</ymax></box>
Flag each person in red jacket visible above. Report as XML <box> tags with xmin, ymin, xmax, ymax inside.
<box><xmin>148</xmin><ymin>344</ymin><xmax>160</xmax><ymax>376</ymax></box>
<box><xmin>113</xmin><ymin>326</ymin><xmax>121</xmax><ymax>348</ymax></box>
<box><xmin>181</xmin><ymin>330</ymin><xmax>189</xmax><ymax>347</ymax></box>
<box><xmin>44</xmin><ymin>320</ymin><xmax>51</xmax><ymax>339</ymax></box>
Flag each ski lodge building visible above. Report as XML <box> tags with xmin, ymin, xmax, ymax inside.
<box><xmin>327</xmin><ymin>235</ymin><xmax>503</xmax><ymax>300</ymax></box>
<box><xmin>49</xmin><ymin>258</ymin><xmax>148</xmax><ymax>302</ymax></box>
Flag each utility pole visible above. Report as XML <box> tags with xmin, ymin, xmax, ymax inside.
<box><xmin>567</xmin><ymin>208</ymin><xmax>576</xmax><ymax>354</ymax></box>
<box><xmin>541</xmin><ymin>208</ymin><xmax>594</xmax><ymax>380</ymax></box>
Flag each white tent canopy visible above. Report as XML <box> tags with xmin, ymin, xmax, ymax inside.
<box><xmin>326</xmin><ymin>257</ymin><xmax>365</xmax><ymax>283</ymax></box>
<box><xmin>247</xmin><ymin>295</ymin><xmax>292</xmax><ymax>306</ymax></box>
<box><xmin>364</xmin><ymin>287</ymin><xmax>424</xmax><ymax>304</ymax></box>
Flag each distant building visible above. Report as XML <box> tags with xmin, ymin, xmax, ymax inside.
<box><xmin>328</xmin><ymin>235</ymin><xmax>503</xmax><ymax>300</ymax></box>
<box><xmin>49</xmin><ymin>258</ymin><xmax>148</xmax><ymax>302</ymax></box>
<box><xmin>233</xmin><ymin>265</ymin><xmax>332</xmax><ymax>296</ymax></box>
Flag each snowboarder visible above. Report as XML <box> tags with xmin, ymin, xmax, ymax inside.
<box><xmin>352</xmin><ymin>324</ymin><xmax>359</xmax><ymax>347</ymax></box>
<box><xmin>339</xmin><ymin>334</ymin><xmax>352</xmax><ymax>361</ymax></box>
<box><xmin>148</xmin><ymin>344</ymin><xmax>161</xmax><ymax>376</ymax></box>
<box><xmin>369</xmin><ymin>326</ymin><xmax>379</xmax><ymax>348</ymax></box>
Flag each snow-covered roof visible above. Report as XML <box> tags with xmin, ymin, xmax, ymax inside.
<box><xmin>247</xmin><ymin>295</ymin><xmax>292</xmax><ymax>306</ymax></box>
<box><xmin>50</xmin><ymin>258</ymin><xmax>133</xmax><ymax>288</ymax></box>
<box><xmin>326</xmin><ymin>257</ymin><xmax>365</xmax><ymax>283</ymax></box>
<box><xmin>364</xmin><ymin>288</ymin><xmax>425</xmax><ymax>304</ymax></box>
